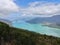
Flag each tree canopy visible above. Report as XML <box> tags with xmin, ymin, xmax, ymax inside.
<box><xmin>0</xmin><ymin>22</ymin><xmax>60</xmax><ymax>45</ymax></box>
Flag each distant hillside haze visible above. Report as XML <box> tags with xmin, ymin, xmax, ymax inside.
<box><xmin>0</xmin><ymin>18</ymin><xmax>12</xmax><ymax>26</ymax></box>
<box><xmin>26</xmin><ymin>15</ymin><xmax>60</xmax><ymax>24</ymax></box>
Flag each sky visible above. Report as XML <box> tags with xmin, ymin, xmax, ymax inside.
<box><xmin>0</xmin><ymin>0</ymin><xmax>60</xmax><ymax>21</ymax></box>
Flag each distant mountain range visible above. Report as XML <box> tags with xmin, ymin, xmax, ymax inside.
<box><xmin>26</xmin><ymin>15</ymin><xmax>60</xmax><ymax>24</ymax></box>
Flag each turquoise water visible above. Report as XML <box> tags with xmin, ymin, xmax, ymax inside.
<box><xmin>12</xmin><ymin>21</ymin><xmax>60</xmax><ymax>37</ymax></box>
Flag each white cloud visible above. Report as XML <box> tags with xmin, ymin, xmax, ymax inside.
<box><xmin>0</xmin><ymin>0</ymin><xmax>60</xmax><ymax>18</ymax></box>
<box><xmin>0</xmin><ymin>0</ymin><xmax>19</xmax><ymax>16</ymax></box>
<box><xmin>20</xmin><ymin>1</ymin><xmax>60</xmax><ymax>17</ymax></box>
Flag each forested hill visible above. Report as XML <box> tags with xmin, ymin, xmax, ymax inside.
<box><xmin>0</xmin><ymin>22</ymin><xmax>60</xmax><ymax>45</ymax></box>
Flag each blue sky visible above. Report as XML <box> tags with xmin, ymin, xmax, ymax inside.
<box><xmin>15</xmin><ymin>0</ymin><xmax>60</xmax><ymax>6</ymax></box>
<box><xmin>0</xmin><ymin>0</ymin><xmax>60</xmax><ymax>21</ymax></box>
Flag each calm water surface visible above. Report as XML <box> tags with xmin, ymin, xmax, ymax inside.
<box><xmin>12</xmin><ymin>21</ymin><xmax>60</xmax><ymax>37</ymax></box>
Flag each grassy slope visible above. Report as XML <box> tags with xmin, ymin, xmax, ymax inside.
<box><xmin>0</xmin><ymin>22</ymin><xmax>60</xmax><ymax>45</ymax></box>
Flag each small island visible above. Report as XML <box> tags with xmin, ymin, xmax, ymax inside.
<box><xmin>42</xmin><ymin>22</ymin><xmax>60</xmax><ymax>29</ymax></box>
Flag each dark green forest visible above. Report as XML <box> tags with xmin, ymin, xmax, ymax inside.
<box><xmin>0</xmin><ymin>22</ymin><xmax>60</xmax><ymax>45</ymax></box>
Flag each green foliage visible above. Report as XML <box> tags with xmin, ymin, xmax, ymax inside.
<box><xmin>0</xmin><ymin>22</ymin><xmax>60</xmax><ymax>45</ymax></box>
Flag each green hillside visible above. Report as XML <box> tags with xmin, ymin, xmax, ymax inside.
<box><xmin>0</xmin><ymin>22</ymin><xmax>60</xmax><ymax>45</ymax></box>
